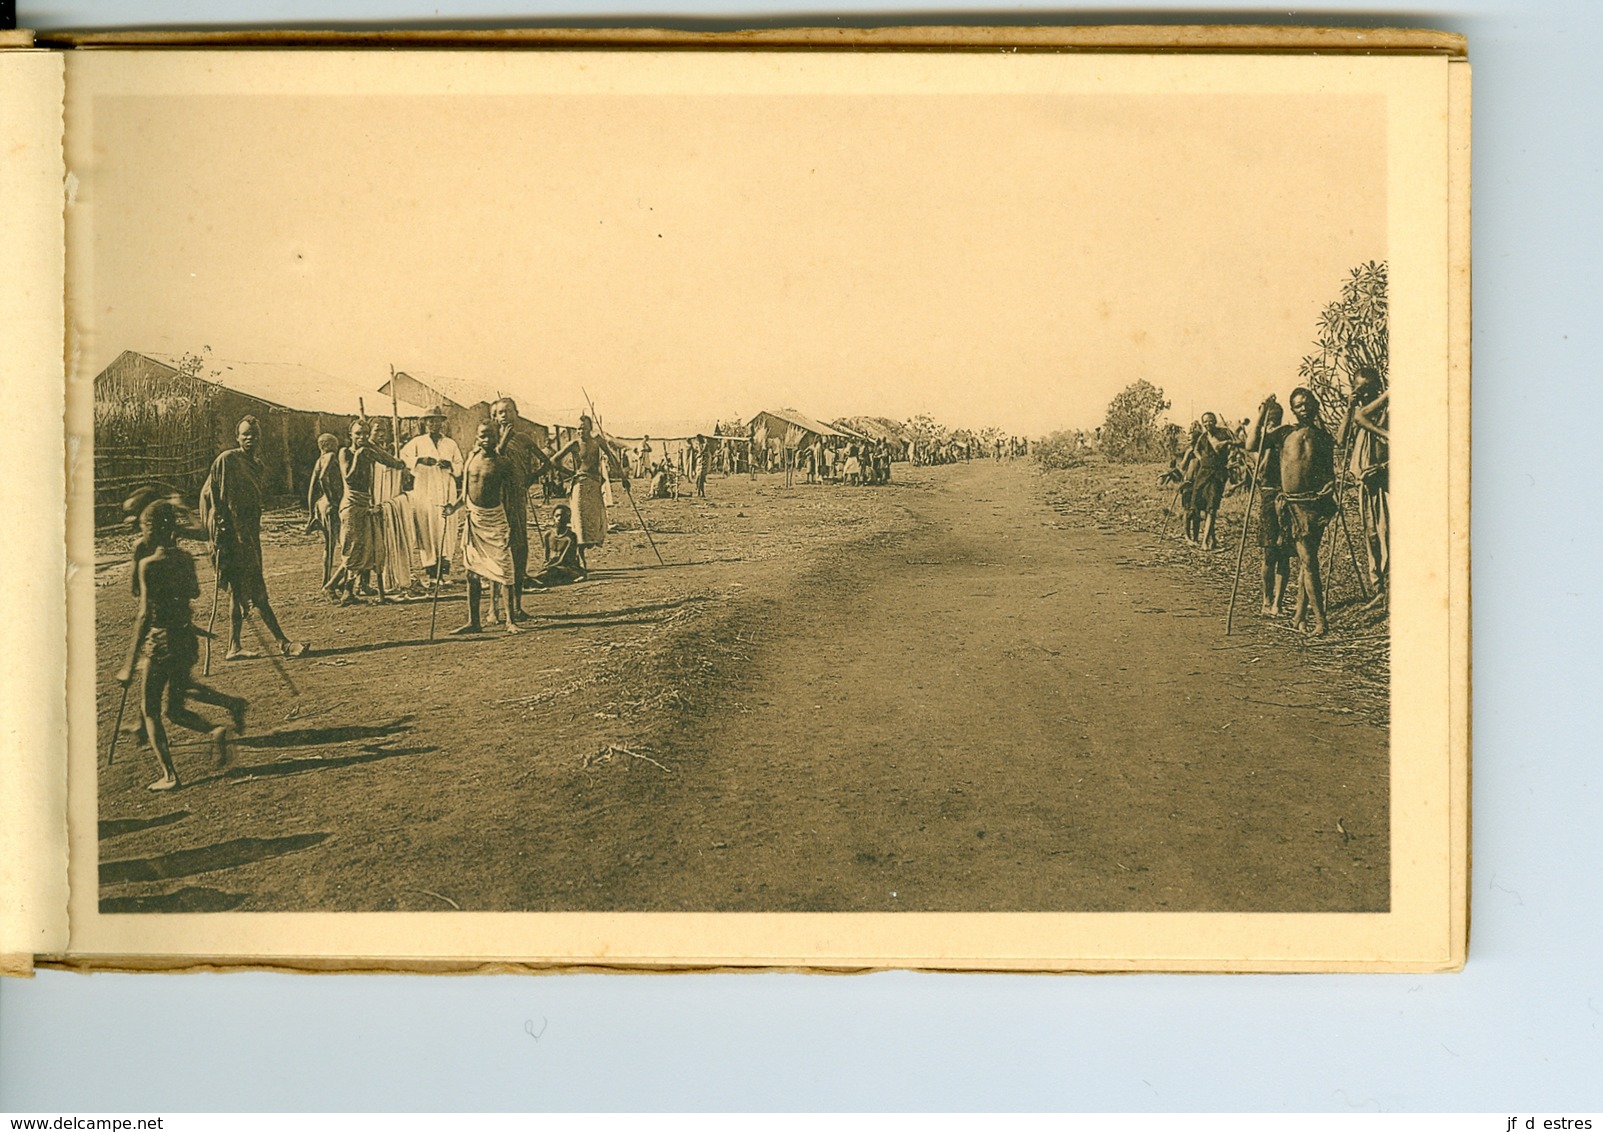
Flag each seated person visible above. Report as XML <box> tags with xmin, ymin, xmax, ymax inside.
<box><xmin>528</xmin><ymin>503</ymin><xmax>587</xmax><ymax>588</ymax></box>
<box><xmin>649</xmin><ymin>460</ymin><xmax>674</xmax><ymax>499</ymax></box>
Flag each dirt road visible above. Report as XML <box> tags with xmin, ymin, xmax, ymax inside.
<box><xmin>96</xmin><ymin>459</ymin><xmax>1386</xmax><ymax>913</ymax></box>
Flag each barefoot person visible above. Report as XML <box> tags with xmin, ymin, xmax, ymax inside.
<box><xmin>444</xmin><ymin>422</ymin><xmax>520</xmax><ymax>634</ymax></box>
<box><xmin>400</xmin><ymin>406</ymin><xmax>464</xmax><ymax>586</ymax></box>
<box><xmin>325</xmin><ymin>419</ymin><xmax>407</xmax><ymax>604</ymax></box>
<box><xmin>1342</xmin><ymin>367</ymin><xmax>1390</xmax><ymax>604</ymax></box>
<box><xmin>1263</xmin><ymin>387</ymin><xmax>1339</xmax><ymax>635</ymax></box>
<box><xmin>1187</xmin><ymin>412</ymin><xmax>1238</xmax><ymax>550</ymax></box>
<box><xmin>305</xmin><ymin>433</ymin><xmax>343</xmax><ymax>588</ymax></box>
<box><xmin>694</xmin><ymin>437</ymin><xmax>710</xmax><ymax>499</ymax></box>
<box><xmin>200</xmin><ymin>415</ymin><xmax>307</xmax><ymax>660</ymax></box>
<box><xmin>489</xmin><ymin>398</ymin><xmax>557</xmax><ymax>620</ymax></box>
<box><xmin>1246</xmin><ymin>395</ymin><xmax>1293</xmax><ymax>617</ymax></box>
<box><xmin>527</xmin><ymin>502</ymin><xmax>586</xmax><ymax>589</ymax></box>
<box><xmin>117</xmin><ymin>500</ymin><xmax>248</xmax><ymax>791</ymax></box>
<box><xmin>552</xmin><ymin>413</ymin><xmax>627</xmax><ymax>566</ymax></box>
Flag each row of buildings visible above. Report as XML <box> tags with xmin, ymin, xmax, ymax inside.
<box><xmin>91</xmin><ymin>350</ymin><xmax>917</xmax><ymax>520</ymax></box>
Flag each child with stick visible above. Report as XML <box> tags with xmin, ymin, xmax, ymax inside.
<box><xmin>117</xmin><ymin>500</ymin><xmax>247</xmax><ymax>790</ymax></box>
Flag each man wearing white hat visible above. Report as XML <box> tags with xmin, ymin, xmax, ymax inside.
<box><xmin>399</xmin><ymin>405</ymin><xmax>464</xmax><ymax>584</ymax></box>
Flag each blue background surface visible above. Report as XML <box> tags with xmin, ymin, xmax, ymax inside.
<box><xmin>3</xmin><ymin>0</ymin><xmax>1599</xmax><ymax>1111</ymax></box>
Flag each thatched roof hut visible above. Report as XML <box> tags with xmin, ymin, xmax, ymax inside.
<box><xmin>747</xmin><ymin>408</ymin><xmax>847</xmax><ymax>448</ymax></box>
<box><xmin>91</xmin><ymin>349</ymin><xmax>428</xmax><ymax>520</ymax></box>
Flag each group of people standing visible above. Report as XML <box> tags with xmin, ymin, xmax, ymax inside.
<box><xmin>307</xmin><ymin>399</ymin><xmax>623</xmax><ymax>631</ymax></box>
<box><xmin>115</xmin><ymin>413</ymin><xmax>305</xmax><ymax>792</ymax></box>
<box><xmin>795</xmin><ymin>438</ymin><xmax>894</xmax><ymax>485</ymax></box>
<box><xmin>908</xmin><ymin>435</ymin><xmax>1025</xmax><ymax>466</ymax></box>
<box><xmin>111</xmin><ymin>401</ymin><xmax>630</xmax><ymax>791</ymax></box>
<box><xmin>1165</xmin><ymin>372</ymin><xmax>1390</xmax><ymax>636</ymax></box>
<box><xmin>633</xmin><ymin>434</ymin><xmax>712</xmax><ymax>500</ymax></box>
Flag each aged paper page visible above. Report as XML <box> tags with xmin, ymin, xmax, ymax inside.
<box><xmin>58</xmin><ymin>46</ymin><xmax>1466</xmax><ymax>971</ymax></box>
<box><xmin>0</xmin><ymin>48</ymin><xmax>68</xmax><ymax>974</ymax></box>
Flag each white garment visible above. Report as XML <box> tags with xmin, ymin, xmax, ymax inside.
<box><xmin>400</xmin><ymin>433</ymin><xmax>464</xmax><ymax>568</ymax></box>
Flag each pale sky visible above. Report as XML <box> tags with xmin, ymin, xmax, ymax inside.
<box><xmin>83</xmin><ymin>90</ymin><xmax>1385</xmax><ymax>435</ymax></box>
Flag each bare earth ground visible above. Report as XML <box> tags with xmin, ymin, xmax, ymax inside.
<box><xmin>94</xmin><ymin>458</ymin><xmax>1388</xmax><ymax>914</ymax></box>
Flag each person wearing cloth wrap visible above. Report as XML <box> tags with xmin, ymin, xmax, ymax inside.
<box><xmin>305</xmin><ymin>433</ymin><xmax>343</xmax><ymax>588</ymax></box>
<box><xmin>552</xmin><ymin>413</ymin><xmax>627</xmax><ymax>566</ymax></box>
<box><xmin>1246</xmin><ymin>395</ymin><xmax>1293</xmax><ymax>617</ymax></box>
<box><xmin>528</xmin><ymin>502</ymin><xmax>586</xmax><ymax>589</ymax></box>
<box><xmin>117</xmin><ymin>499</ymin><xmax>247</xmax><ymax>791</ymax></box>
<box><xmin>1260</xmin><ymin>387</ymin><xmax>1339</xmax><ymax>635</ymax></box>
<box><xmin>324</xmin><ymin>418</ymin><xmax>406</xmax><ymax>605</ymax></box>
<box><xmin>488</xmin><ymin>397</ymin><xmax>557</xmax><ymax>621</ymax></box>
<box><xmin>445</xmin><ymin>421</ymin><xmax>521</xmax><ymax>634</ymax></box>
<box><xmin>1186</xmin><ymin>412</ymin><xmax>1238</xmax><ymax>550</ymax></box>
<box><xmin>200</xmin><ymin>415</ymin><xmax>306</xmax><ymax>660</ymax></box>
<box><xmin>1341</xmin><ymin>366</ymin><xmax>1390</xmax><ymax>604</ymax></box>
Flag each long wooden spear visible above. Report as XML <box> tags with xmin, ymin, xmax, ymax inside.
<box><xmin>428</xmin><ymin>545</ymin><xmax>444</xmax><ymax>641</ymax></box>
<box><xmin>581</xmin><ymin>386</ymin><xmax>665</xmax><ymax>566</ymax></box>
<box><xmin>1326</xmin><ymin>431</ymin><xmax>1369</xmax><ymax>603</ymax></box>
<box><xmin>388</xmin><ymin>365</ymin><xmax>401</xmax><ymax>457</ymax></box>
<box><xmin>1161</xmin><ymin>484</ymin><xmax>1184</xmax><ymax>538</ymax></box>
<box><xmin>243</xmin><ymin>612</ymin><xmax>300</xmax><ymax>697</ymax></box>
<box><xmin>106</xmin><ymin>679</ymin><xmax>131</xmax><ymax>765</ymax></box>
<box><xmin>203</xmin><ymin>555</ymin><xmax>221</xmax><ymax>676</ymax></box>
<box><xmin>1226</xmin><ymin>449</ymin><xmax>1266</xmax><ymax>635</ymax></box>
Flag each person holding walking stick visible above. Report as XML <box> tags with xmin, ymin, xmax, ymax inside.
<box><xmin>1245</xmin><ymin>394</ymin><xmax>1293</xmax><ymax>617</ymax></box>
<box><xmin>444</xmin><ymin>421</ymin><xmax>522</xmax><ymax>636</ymax></box>
<box><xmin>1258</xmin><ymin>387</ymin><xmax>1339</xmax><ymax>636</ymax></box>
<box><xmin>1340</xmin><ymin>367</ymin><xmax>1390</xmax><ymax>606</ymax></box>
<box><xmin>200</xmin><ymin>415</ymin><xmax>308</xmax><ymax>660</ymax></box>
<box><xmin>488</xmin><ymin>397</ymin><xmax>557</xmax><ymax>620</ymax></box>
<box><xmin>1188</xmin><ymin>412</ymin><xmax>1238</xmax><ymax>551</ymax></box>
<box><xmin>554</xmin><ymin>408</ymin><xmax>661</xmax><ymax>567</ymax></box>
<box><xmin>115</xmin><ymin>499</ymin><xmax>247</xmax><ymax>791</ymax></box>
<box><xmin>117</xmin><ymin>485</ymin><xmax>216</xmax><ymax>686</ymax></box>
<box><xmin>399</xmin><ymin>405</ymin><xmax>463</xmax><ymax>588</ymax></box>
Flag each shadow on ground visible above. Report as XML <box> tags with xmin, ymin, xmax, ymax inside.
<box><xmin>99</xmin><ymin>886</ymin><xmax>248</xmax><ymax>913</ymax></box>
<box><xmin>99</xmin><ymin>811</ymin><xmax>190</xmax><ymax>840</ymax></box>
<box><xmin>100</xmin><ymin>832</ymin><xmax>331</xmax><ymax>885</ymax></box>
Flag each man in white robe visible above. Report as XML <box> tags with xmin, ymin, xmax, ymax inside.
<box><xmin>400</xmin><ymin>406</ymin><xmax>463</xmax><ymax>584</ymax></box>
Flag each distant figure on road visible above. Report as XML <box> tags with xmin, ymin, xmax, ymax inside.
<box><xmin>694</xmin><ymin>438</ymin><xmax>710</xmax><ymax>498</ymax></box>
<box><xmin>648</xmin><ymin>459</ymin><xmax>675</xmax><ymax>499</ymax></box>
<box><xmin>843</xmin><ymin>444</ymin><xmax>863</xmax><ymax>485</ymax></box>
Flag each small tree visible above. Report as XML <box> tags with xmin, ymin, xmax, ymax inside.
<box><xmin>1033</xmin><ymin>429</ymin><xmax>1088</xmax><ymax>470</ymax></box>
<box><xmin>1100</xmin><ymin>379</ymin><xmax>1172</xmax><ymax>463</ymax></box>
<box><xmin>1297</xmin><ymin>260</ymin><xmax>1387</xmax><ymax>428</ymax></box>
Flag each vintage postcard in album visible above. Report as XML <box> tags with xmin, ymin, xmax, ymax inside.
<box><xmin>0</xmin><ymin>27</ymin><xmax>1469</xmax><ymax>974</ymax></box>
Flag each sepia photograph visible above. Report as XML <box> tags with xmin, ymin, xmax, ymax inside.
<box><xmin>54</xmin><ymin>45</ymin><xmax>1464</xmax><ymax>966</ymax></box>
